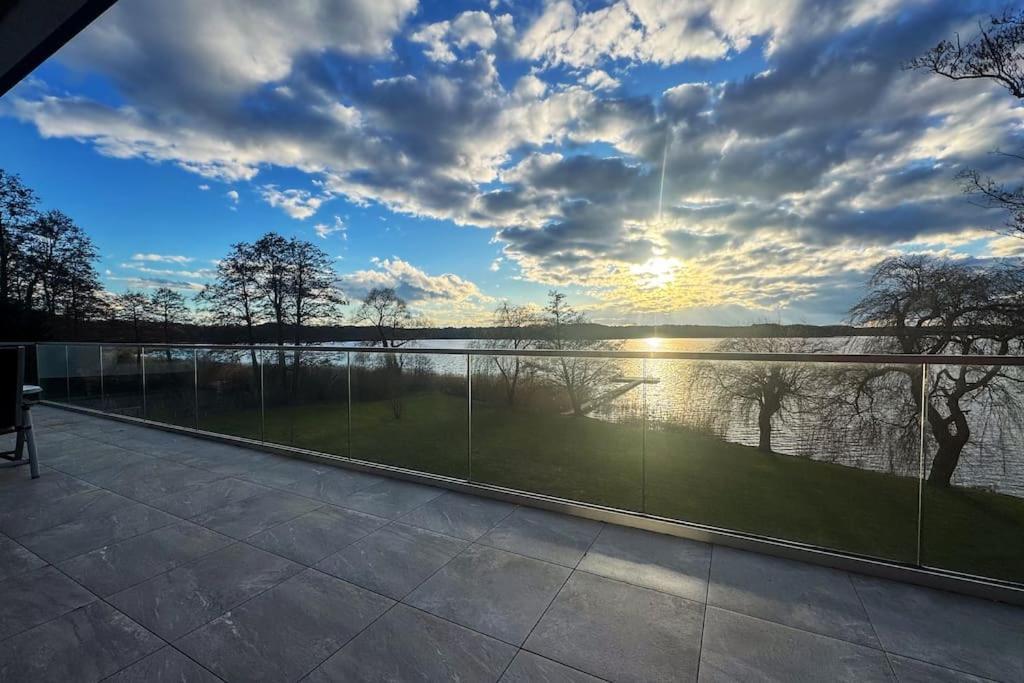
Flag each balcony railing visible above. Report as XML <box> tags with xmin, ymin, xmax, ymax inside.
<box><xmin>30</xmin><ymin>342</ymin><xmax>1024</xmax><ymax>594</ymax></box>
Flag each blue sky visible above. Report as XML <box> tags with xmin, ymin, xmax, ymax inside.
<box><xmin>1</xmin><ymin>0</ymin><xmax>1021</xmax><ymax>325</ymax></box>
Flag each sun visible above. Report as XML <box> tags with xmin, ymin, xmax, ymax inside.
<box><xmin>630</xmin><ymin>257</ymin><xmax>681</xmax><ymax>289</ymax></box>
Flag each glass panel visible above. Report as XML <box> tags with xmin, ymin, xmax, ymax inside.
<box><xmin>36</xmin><ymin>344</ymin><xmax>68</xmax><ymax>401</ymax></box>
<box><xmin>101</xmin><ymin>347</ymin><xmax>143</xmax><ymax>417</ymax></box>
<box><xmin>196</xmin><ymin>348</ymin><xmax>261</xmax><ymax>440</ymax></box>
<box><xmin>143</xmin><ymin>347</ymin><xmax>197</xmax><ymax>428</ymax></box>
<box><xmin>645</xmin><ymin>359</ymin><xmax>921</xmax><ymax>562</ymax></box>
<box><xmin>350</xmin><ymin>351</ymin><xmax>467</xmax><ymax>478</ymax></box>
<box><xmin>67</xmin><ymin>344</ymin><xmax>102</xmax><ymax>409</ymax></box>
<box><xmin>921</xmin><ymin>363</ymin><xmax>1024</xmax><ymax>584</ymax></box>
<box><xmin>262</xmin><ymin>349</ymin><xmax>348</xmax><ymax>456</ymax></box>
<box><xmin>471</xmin><ymin>354</ymin><xmax>643</xmax><ymax>510</ymax></box>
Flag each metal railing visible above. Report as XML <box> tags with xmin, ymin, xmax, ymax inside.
<box><xmin>29</xmin><ymin>341</ymin><xmax>1024</xmax><ymax>601</ymax></box>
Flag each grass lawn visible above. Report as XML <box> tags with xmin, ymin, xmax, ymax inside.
<box><xmin>188</xmin><ymin>390</ymin><xmax>1023</xmax><ymax>585</ymax></box>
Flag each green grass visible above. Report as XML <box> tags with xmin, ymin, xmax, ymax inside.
<box><xmin>195</xmin><ymin>390</ymin><xmax>1023</xmax><ymax>585</ymax></box>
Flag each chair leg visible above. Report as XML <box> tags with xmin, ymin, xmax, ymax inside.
<box><xmin>13</xmin><ymin>425</ymin><xmax>24</xmax><ymax>460</ymax></box>
<box><xmin>24</xmin><ymin>408</ymin><xmax>39</xmax><ymax>479</ymax></box>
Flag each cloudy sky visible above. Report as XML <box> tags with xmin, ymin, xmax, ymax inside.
<box><xmin>2</xmin><ymin>0</ymin><xmax>1022</xmax><ymax>325</ymax></box>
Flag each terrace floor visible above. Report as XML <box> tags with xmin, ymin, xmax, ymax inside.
<box><xmin>0</xmin><ymin>407</ymin><xmax>1021</xmax><ymax>682</ymax></box>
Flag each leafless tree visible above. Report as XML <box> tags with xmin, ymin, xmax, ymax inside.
<box><xmin>352</xmin><ymin>287</ymin><xmax>422</xmax><ymax>348</ymax></box>
<box><xmin>198</xmin><ymin>241</ymin><xmax>262</xmax><ymax>368</ymax></box>
<box><xmin>537</xmin><ymin>291</ymin><xmax>621</xmax><ymax>417</ymax></box>
<box><xmin>0</xmin><ymin>170</ymin><xmax>36</xmax><ymax>309</ymax></box>
<box><xmin>483</xmin><ymin>302</ymin><xmax>542</xmax><ymax>406</ymax></box>
<box><xmin>908</xmin><ymin>11</ymin><xmax>1024</xmax><ymax>235</ymax></box>
<box><xmin>695</xmin><ymin>336</ymin><xmax>825</xmax><ymax>454</ymax></box>
<box><xmin>113</xmin><ymin>290</ymin><xmax>151</xmax><ymax>343</ymax></box>
<box><xmin>148</xmin><ymin>287</ymin><xmax>191</xmax><ymax>345</ymax></box>
<box><xmin>847</xmin><ymin>255</ymin><xmax>1024</xmax><ymax>486</ymax></box>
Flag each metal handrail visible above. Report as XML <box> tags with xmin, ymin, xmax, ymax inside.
<box><xmin>30</xmin><ymin>340</ymin><xmax>1024</xmax><ymax>365</ymax></box>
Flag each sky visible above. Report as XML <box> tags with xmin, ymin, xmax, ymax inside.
<box><xmin>2</xmin><ymin>0</ymin><xmax>1023</xmax><ymax>326</ymax></box>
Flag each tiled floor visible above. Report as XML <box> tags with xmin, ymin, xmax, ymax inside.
<box><xmin>0</xmin><ymin>406</ymin><xmax>1022</xmax><ymax>682</ymax></box>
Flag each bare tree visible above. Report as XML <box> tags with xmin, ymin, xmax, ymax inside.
<box><xmin>0</xmin><ymin>170</ymin><xmax>36</xmax><ymax>309</ymax></box>
<box><xmin>537</xmin><ymin>291</ymin><xmax>621</xmax><ymax>417</ymax></box>
<box><xmin>287</xmin><ymin>238</ymin><xmax>345</xmax><ymax>345</ymax></box>
<box><xmin>848</xmin><ymin>255</ymin><xmax>1024</xmax><ymax>486</ymax></box>
<box><xmin>908</xmin><ymin>11</ymin><xmax>1024</xmax><ymax>234</ymax></box>
<box><xmin>148</xmin><ymin>287</ymin><xmax>191</xmax><ymax>345</ymax></box>
<box><xmin>352</xmin><ymin>287</ymin><xmax>420</xmax><ymax>348</ymax></box>
<box><xmin>113</xmin><ymin>290</ymin><xmax>151</xmax><ymax>342</ymax></box>
<box><xmin>695</xmin><ymin>337</ymin><xmax>824</xmax><ymax>454</ymax></box>
<box><xmin>253</xmin><ymin>233</ymin><xmax>292</xmax><ymax>348</ymax></box>
<box><xmin>485</xmin><ymin>302</ymin><xmax>541</xmax><ymax>406</ymax></box>
<box><xmin>198</xmin><ymin>241</ymin><xmax>262</xmax><ymax>368</ymax></box>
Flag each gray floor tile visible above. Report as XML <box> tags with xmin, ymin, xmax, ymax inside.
<box><xmin>42</xmin><ymin>441</ymin><xmax>150</xmax><ymax>476</ymax></box>
<box><xmin>407</xmin><ymin>544</ymin><xmax>570</xmax><ymax>645</ymax></box>
<box><xmin>283</xmin><ymin>466</ymin><xmax>386</xmax><ymax>505</ymax></box>
<box><xmin>238</xmin><ymin>457</ymin><xmax>332</xmax><ymax>489</ymax></box>
<box><xmin>400</xmin><ymin>492</ymin><xmax>515</xmax><ymax>540</ymax></box>
<box><xmin>310</xmin><ymin>603</ymin><xmax>515</xmax><ymax>682</ymax></box>
<box><xmin>578</xmin><ymin>524</ymin><xmax>711</xmax><ymax>602</ymax></box>
<box><xmin>80</xmin><ymin>459</ymin><xmax>223</xmax><ymax>501</ymax></box>
<box><xmin>0</xmin><ymin>565</ymin><xmax>95</xmax><ymax>639</ymax></box>
<box><xmin>501</xmin><ymin>650</ymin><xmax>604</xmax><ymax>682</ymax></box>
<box><xmin>526</xmin><ymin>570</ymin><xmax>704</xmax><ymax>683</ymax></box>
<box><xmin>170</xmin><ymin>441</ymin><xmax>280</xmax><ymax>475</ymax></box>
<box><xmin>247</xmin><ymin>505</ymin><xmax>387</xmax><ymax>565</ymax></box>
<box><xmin>698</xmin><ymin>607</ymin><xmax>893</xmax><ymax>683</ymax></box>
<box><xmin>19</xmin><ymin>501</ymin><xmax>177</xmax><ymax>563</ymax></box>
<box><xmin>109</xmin><ymin>542</ymin><xmax>302</xmax><ymax>641</ymax></box>
<box><xmin>317</xmin><ymin>522</ymin><xmax>468</xmax><ymax>599</ymax></box>
<box><xmin>887</xmin><ymin>654</ymin><xmax>993</xmax><ymax>682</ymax></box>
<box><xmin>58</xmin><ymin>521</ymin><xmax>231</xmax><ymax>596</ymax></box>
<box><xmin>708</xmin><ymin>546</ymin><xmax>879</xmax><ymax>647</ymax></box>
<box><xmin>106</xmin><ymin>646</ymin><xmax>221</xmax><ymax>683</ymax></box>
<box><xmin>0</xmin><ymin>601</ymin><xmax>162</xmax><ymax>682</ymax></box>
<box><xmin>0</xmin><ymin>488</ymin><xmax>134</xmax><ymax>538</ymax></box>
<box><xmin>335</xmin><ymin>478</ymin><xmax>446</xmax><ymax>519</ymax></box>
<box><xmin>852</xmin><ymin>576</ymin><xmax>1024</xmax><ymax>681</ymax></box>
<box><xmin>147</xmin><ymin>476</ymin><xmax>271</xmax><ymax>518</ymax></box>
<box><xmin>480</xmin><ymin>507</ymin><xmax>603</xmax><ymax>567</ymax></box>
<box><xmin>0</xmin><ymin>534</ymin><xmax>46</xmax><ymax>581</ymax></box>
<box><xmin>0</xmin><ymin>471</ymin><xmax>96</xmax><ymax>513</ymax></box>
<box><xmin>177</xmin><ymin>568</ymin><xmax>392</xmax><ymax>682</ymax></box>
<box><xmin>190</xmin><ymin>490</ymin><xmax>321</xmax><ymax>539</ymax></box>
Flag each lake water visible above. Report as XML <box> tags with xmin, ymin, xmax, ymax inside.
<box><xmin>338</xmin><ymin>337</ymin><xmax>1024</xmax><ymax>498</ymax></box>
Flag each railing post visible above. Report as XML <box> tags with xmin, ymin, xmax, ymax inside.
<box><xmin>642</xmin><ymin>357</ymin><xmax>647</xmax><ymax>514</ymax></box>
<box><xmin>466</xmin><ymin>353</ymin><xmax>472</xmax><ymax>482</ymax></box>
<box><xmin>259</xmin><ymin>348</ymin><xmax>266</xmax><ymax>443</ymax></box>
<box><xmin>346</xmin><ymin>350</ymin><xmax>353</xmax><ymax>460</ymax></box>
<box><xmin>64</xmin><ymin>344</ymin><xmax>70</xmax><ymax>402</ymax></box>
<box><xmin>98</xmin><ymin>345</ymin><xmax>105</xmax><ymax>410</ymax></box>
<box><xmin>193</xmin><ymin>348</ymin><xmax>200</xmax><ymax>430</ymax></box>
<box><xmin>141</xmin><ymin>346</ymin><xmax>147</xmax><ymax>419</ymax></box>
<box><xmin>916</xmin><ymin>362</ymin><xmax>928</xmax><ymax>567</ymax></box>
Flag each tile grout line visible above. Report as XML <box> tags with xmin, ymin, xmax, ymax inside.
<box><xmin>695</xmin><ymin>543</ymin><xmax>714</xmax><ymax>682</ymax></box>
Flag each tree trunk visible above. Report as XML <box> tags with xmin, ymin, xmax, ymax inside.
<box><xmin>926</xmin><ymin>406</ymin><xmax>969</xmax><ymax>487</ymax></box>
<box><xmin>757</xmin><ymin>404</ymin><xmax>773</xmax><ymax>453</ymax></box>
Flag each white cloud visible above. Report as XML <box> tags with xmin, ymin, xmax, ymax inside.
<box><xmin>314</xmin><ymin>215</ymin><xmax>347</xmax><ymax>240</ymax></box>
<box><xmin>260</xmin><ymin>185</ymin><xmax>329</xmax><ymax>220</ymax></box>
<box><xmin>225</xmin><ymin>189</ymin><xmax>239</xmax><ymax>204</ymax></box>
<box><xmin>198</xmin><ymin>183</ymin><xmax>210</xmax><ymax>191</ymax></box>
<box><xmin>410</xmin><ymin>11</ymin><xmax>513</xmax><ymax>63</ymax></box>
<box><xmin>130</xmin><ymin>253</ymin><xmax>194</xmax><ymax>264</ymax></box>
<box><xmin>490</xmin><ymin>257</ymin><xmax>503</xmax><ymax>271</ymax></box>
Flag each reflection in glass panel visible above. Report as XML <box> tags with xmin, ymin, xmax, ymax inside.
<box><xmin>36</xmin><ymin>344</ymin><xmax>68</xmax><ymax>401</ymax></box>
<box><xmin>67</xmin><ymin>344</ymin><xmax>102</xmax><ymax>409</ymax></box>
<box><xmin>921</xmin><ymin>363</ymin><xmax>1024</xmax><ymax>585</ymax></box>
<box><xmin>101</xmin><ymin>347</ymin><xmax>143</xmax><ymax>417</ymax></box>
<box><xmin>645</xmin><ymin>359</ymin><xmax>920</xmax><ymax>562</ymax></box>
<box><xmin>262</xmin><ymin>349</ymin><xmax>348</xmax><ymax>456</ymax></box>
<box><xmin>470</xmin><ymin>354</ymin><xmax>643</xmax><ymax>510</ymax></box>
<box><xmin>350</xmin><ymin>351</ymin><xmax>467</xmax><ymax>478</ymax></box>
<box><xmin>143</xmin><ymin>347</ymin><xmax>196</xmax><ymax>428</ymax></box>
<box><xmin>196</xmin><ymin>348</ymin><xmax>261</xmax><ymax>440</ymax></box>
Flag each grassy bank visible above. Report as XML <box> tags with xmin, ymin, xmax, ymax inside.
<box><xmin>175</xmin><ymin>390</ymin><xmax>1022</xmax><ymax>584</ymax></box>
